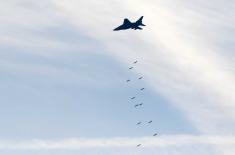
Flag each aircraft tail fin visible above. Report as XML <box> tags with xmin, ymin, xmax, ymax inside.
<box><xmin>136</xmin><ymin>16</ymin><xmax>145</xmax><ymax>26</ymax></box>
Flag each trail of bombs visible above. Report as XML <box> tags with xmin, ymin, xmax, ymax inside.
<box><xmin>126</xmin><ymin>60</ymin><xmax>158</xmax><ymax>147</ymax></box>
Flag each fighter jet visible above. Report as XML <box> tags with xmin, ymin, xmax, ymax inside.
<box><xmin>138</xmin><ymin>76</ymin><xmax>143</xmax><ymax>79</ymax></box>
<box><xmin>136</xmin><ymin>144</ymin><xmax>142</xmax><ymax>147</ymax></box>
<box><xmin>126</xmin><ymin>79</ymin><xmax>131</xmax><ymax>82</ymax></box>
<box><xmin>153</xmin><ymin>133</ymin><xmax>158</xmax><ymax>136</ymax></box>
<box><xmin>148</xmin><ymin>120</ymin><xmax>153</xmax><ymax>124</ymax></box>
<box><xmin>133</xmin><ymin>61</ymin><xmax>138</xmax><ymax>64</ymax></box>
<box><xmin>139</xmin><ymin>103</ymin><xmax>143</xmax><ymax>106</ymax></box>
<box><xmin>136</xmin><ymin>122</ymin><xmax>142</xmax><ymax>125</ymax></box>
<box><xmin>140</xmin><ymin>88</ymin><xmax>145</xmax><ymax>91</ymax></box>
<box><xmin>131</xmin><ymin>97</ymin><xmax>136</xmax><ymax>100</ymax></box>
<box><xmin>129</xmin><ymin>67</ymin><xmax>134</xmax><ymax>69</ymax></box>
<box><xmin>114</xmin><ymin>16</ymin><xmax>146</xmax><ymax>31</ymax></box>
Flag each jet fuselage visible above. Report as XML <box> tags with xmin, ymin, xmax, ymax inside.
<box><xmin>114</xmin><ymin>16</ymin><xmax>146</xmax><ymax>31</ymax></box>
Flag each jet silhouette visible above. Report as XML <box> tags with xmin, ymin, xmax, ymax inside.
<box><xmin>114</xmin><ymin>16</ymin><xmax>146</xmax><ymax>31</ymax></box>
<box><xmin>139</xmin><ymin>103</ymin><xmax>143</xmax><ymax>106</ymax></box>
<box><xmin>129</xmin><ymin>67</ymin><xmax>134</xmax><ymax>69</ymax></box>
<box><xmin>140</xmin><ymin>88</ymin><xmax>145</xmax><ymax>91</ymax></box>
<box><xmin>138</xmin><ymin>76</ymin><xmax>143</xmax><ymax>79</ymax></box>
<box><xmin>153</xmin><ymin>133</ymin><xmax>158</xmax><ymax>136</ymax></box>
<box><xmin>133</xmin><ymin>61</ymin><xmax>138</xmax><ymax>64</ymax></box>
<box><xmin>126</xmin><ymin>79</ymin><xmax>131</xmax><ymax>82</ymax></box>
<box><xmin>148</xmin><ymin>120</ymin><xmax>153</xmax><ymax>124</ymax></box>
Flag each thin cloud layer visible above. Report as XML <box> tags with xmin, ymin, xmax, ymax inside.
<box><xmin>54</xmin><ymin>0</ymin><xmax>235</xmax><ymax>132</ymax></box>
<box><xmin>0</xmin><ymin>135</ymin><xmax>234</xmax><ymax>150</ymax></box>
<box><xmin>0</xmin><ymin>0</ymin><xmax>234</xmax><ymax>155</ymax></box>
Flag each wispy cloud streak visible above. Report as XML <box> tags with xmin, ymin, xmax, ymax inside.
<box><xmin>0</xmin><ymin>135</ymin><xmax>234</xmax><ymax>150</ymax></box>
<box><xmin>52</xmin><ymin>0</ymin><xmax>235</xmax><ymax>134</ymax></box>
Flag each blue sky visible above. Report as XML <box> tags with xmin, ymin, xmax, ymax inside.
<box><xmin>0</xmin><ymin>0</ymin><xmax>235</xmax><ymax>155</ymax></box>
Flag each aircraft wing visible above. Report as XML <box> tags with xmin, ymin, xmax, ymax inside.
<box><xmin>134</xmin><ymin>27</ymin><xmax>142</xmax><ymax>30</ymax></box>
<box><xmin>113</xmin><ymin>24</ymin><xmax>125</xmax><ymax>31</ymax></box>
<box><xmin>113</xmin><ymin>18</ymin><xmax>131</xmax><ymax>31</ymax></box>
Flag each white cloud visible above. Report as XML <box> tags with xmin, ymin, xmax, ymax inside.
<box><xmin>0</xmin><ymin>135</ymin><xmax>234</xmax><ymax>150</ymax></box>
<box><xmin>51</xmin><ymin>0</ymin><xmax>235</xmax><ymax>134</ymax></box>
<box><xmin>1</xmin><ymin>0</ymin><xmax>235</xmax><ymax>154</ymax></box>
